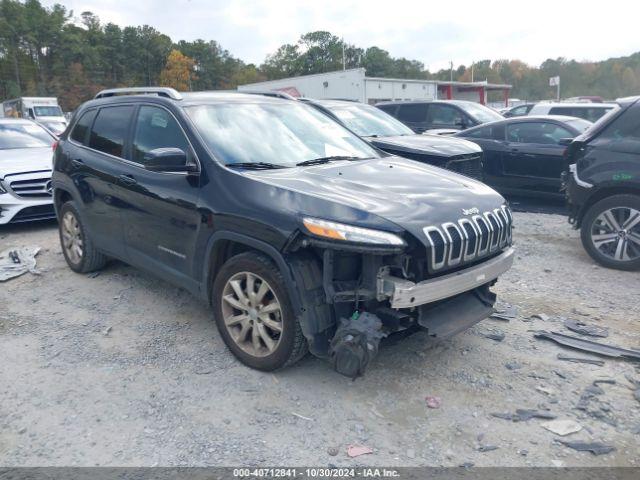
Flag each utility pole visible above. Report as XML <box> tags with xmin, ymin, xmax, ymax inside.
<box><xmin>450</xmin><ymin>61</ymin><xmax>453</xmax><ymax>82</ymax></box>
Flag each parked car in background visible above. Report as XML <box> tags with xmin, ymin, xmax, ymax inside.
<box><xmin>52</xmin><ymin>87</ymin><xmax>514</xmax><ymax>377</ymax></box>
<box><xmin>528</xmin><ymin>102</ymin><xmax>618</xmax><ymax>123</ymax></box>
<box><xmin>502</xmin><ymin>103</ymin><xmax>535</xmax><ymax>118</ymax></box>
<box><xmin>455</xmin><ymin>115</ymin><xmax>592</xmax><ymax>198</ymax></box>
<box><xmin>302</xmin><ymin>98</ymin><xmax>484</xmax><ymax>180</ymax></box>
<box><xmin>564</xmin><ymin>96</ymin><xmax>640</xmax><ymax>271</ymax></box>
<box><xmin>0</xmin><ymin>119</ymin><xmax>57</xmax><ymax>224</ymax></box>
<box><xmin>376</xmin><ymin>100</ymin><xmax>504</xmax><ymax>134</ymax></box>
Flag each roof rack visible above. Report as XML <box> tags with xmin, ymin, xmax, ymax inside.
<box><xmin>241</xmin><ymin>90</ymin><xmax>297</xmax><ymax>101</ymax></box>
<box><xmin>94</xmin><ymin>87</ymin><xmax>182</xmax><ymax>100</ymax></box>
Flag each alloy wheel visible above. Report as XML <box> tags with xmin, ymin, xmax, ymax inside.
<box><xmin>590</xmin><ymin>207</ymin><xmax>640</xmax><ymax>262</ymax></box>
<box><xmin>220</xmin><ymin>271</ymin><xmax>283</xmax><ymax>357</ymax></box>
<box><xmin>61</xmin><ymin>211</ymin><xmax>83</xmax><ymax>265</ymax></box>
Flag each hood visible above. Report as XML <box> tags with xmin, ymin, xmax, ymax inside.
<box><xmin>246</xmin><ymin>156</ymin><xmax>505</xmax><ymax>247</ymax></box>
<box><xmin>369</xmin><ymin>134</ymin><xmax>481</xmax><ymax>159</ymax></box>
<box><xmin>0</xmin><ymin>147</ymin><xmax>53</xmax><ymax>178</ymax></box>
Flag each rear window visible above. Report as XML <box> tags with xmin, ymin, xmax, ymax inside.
<box><xmin>89</xmin><ymin>106</ymin><xmax>134</xmax><ymax>158</ymax></box>
<box><xmin>70</xmin><ymin>110</ymin><xmax>97</xmax><ymax>145</ymax></box>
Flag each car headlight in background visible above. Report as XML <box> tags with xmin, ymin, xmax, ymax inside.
<box><xmin>303</xmin><ymin>217</ymin><xmax>405</xmax><ymax>246</ymax></box>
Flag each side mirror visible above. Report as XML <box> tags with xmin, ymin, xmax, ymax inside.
<box><xmin>143</xmin><ymin>148</ymin><xmax>197</xmax><ymax>173</ymax></box>
<box><xmin>558</xmin><ymin>138</ymin><xmax>573</xmax><ymax>146</ymax></box>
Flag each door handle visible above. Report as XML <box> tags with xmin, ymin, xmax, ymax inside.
<box><xmin>70</xmin><ymin>158</ymin><xmax>84</xmax><ymax>167</ymax></box>
<box><xmin>117</xmin><ymin>174</ymin><xmax>137</xmax><ymax>186</ymax></box>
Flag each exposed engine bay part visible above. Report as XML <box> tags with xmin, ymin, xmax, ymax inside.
<box><xmin>329</xmin><ymin>313</ymin><xmax>387</xmax><ymax>378</ymax></box>
<box><xmin>535</xmin><ymin>331</ymin><xmax>640</xmax><ymax>361</ymax></box>
<box><xmin>378</xmin><ymin>247</ymin><xmax>514</xmax><ymax>309</ymax></box>
<box><xmin>418</xmin><ymin>286</ymin><xmax>496</xmax><ymax>339</ymax></box>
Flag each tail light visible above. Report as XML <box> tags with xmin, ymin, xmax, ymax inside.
<box><xmin>52</xmin><ymin>140</ymin><xmax>59</xmax><ymax>152</ymax></box>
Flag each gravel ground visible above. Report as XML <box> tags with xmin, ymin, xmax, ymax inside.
<box><xmin>1</xmin><ymin>212</ymin><xmax>639</xmax><ymax>467</ymax></box>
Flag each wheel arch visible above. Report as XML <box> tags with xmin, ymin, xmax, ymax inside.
<box><xmin>202</xmin><ymin>231</ymin><xmax>302</xmax><ymax>312</ymax></box>
<box><xmin>202</xmin><ymin>231</ymin><xmax>334</xmax><ymax>357</ymax></box>
<box><xmin>575</xmin><ymin>184</ymin><xmax>640</xmax><ymax>227</ymax></box>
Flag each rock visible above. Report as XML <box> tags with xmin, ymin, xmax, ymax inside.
<box><xmin>541</xmin><ymin>419</ymin><xmax>582</xmax><ymax>436</ymax></box>
<box><xmin>327</xmin><ymin>447</ymin><xmax>339</xmax><ymax>456</ymax></box>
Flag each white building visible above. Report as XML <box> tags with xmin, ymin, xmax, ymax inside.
<box><xmin>239</xmin><ymin>68</ymin><xmax>512</xmax><ymax>106</ymax></box>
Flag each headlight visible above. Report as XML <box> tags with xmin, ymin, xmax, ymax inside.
<box><xmin>303</xmin><ymin>217</ymin><xmax>405</xmax><ymax>246</ymax></box>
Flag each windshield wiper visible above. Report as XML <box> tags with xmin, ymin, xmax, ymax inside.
<box><xmin>226</xmin><ymin>162</ymin><xmax>289</xmax><ymax>170</ymax></box>
<box><xmin>296</xmin><ymin>155</ymin><xmax>366</xmax><ymax>167</ymax></box>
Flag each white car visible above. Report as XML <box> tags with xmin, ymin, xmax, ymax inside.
<box><xmin>0</xmin><ymin>119</ymin><xmax>56</xmax><ymax>224</ymax></box>
<box><xmin>528</xmin><ymin>102</ymin><xmax>618</xmax><ymax>123</ymax></box>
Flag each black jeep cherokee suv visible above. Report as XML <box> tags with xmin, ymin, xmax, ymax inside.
<box><xmin>52</xmin><ymin>87</ymin><xmax>514</xmax><ymax>377</ymax></box>
<box><xmin>564</xmin><ymin>96</ymin><xmax>640</xmax><ymax>271</ymax></box>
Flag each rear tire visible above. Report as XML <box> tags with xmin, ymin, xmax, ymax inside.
<box><xmin>212</xmin><ymin>252</ymin><xmax>307</xmax><ymax>371</ymax></box>
<box><xmin>580</xmin><ymin>194</ymin><xmax>640</xmax><ymax>271</ymax></box>
<box><xmin>58</xmin><ymin>201</ymin><xmax>108</xmax><ymax>273</ymax></box>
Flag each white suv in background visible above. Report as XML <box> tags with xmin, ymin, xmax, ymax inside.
<box><xmin>0</xmin><ymin>119</ymin><xmax>56</xmax><ymax>224</ymax></box>
<box><xmin>528</xmin><ymin>102</ymin><xmax>618</xmax><ymax>123</ymax></box>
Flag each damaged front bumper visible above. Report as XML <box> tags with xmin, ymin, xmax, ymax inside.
<box><xmin>377</xmin><ymin>247</ymin><xmax>515</xmax><ymax>309</ymax></box>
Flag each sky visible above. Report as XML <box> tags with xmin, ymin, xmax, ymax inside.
<box><xmin>44</xmin><ymin>0</ymin><xmax>640</xmax><ymax>71</ymax></box>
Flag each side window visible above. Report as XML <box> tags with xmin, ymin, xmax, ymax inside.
<box><xmin>511</xmin><ymin>105</ymin><xmax>528</xmax><ymax>116</ymax></box>
<box><xmin>465</xmin><ymin>124</ymin><xmax>503</xmax><ymax>140</ymax></box>
<box><xmin>132</xmin><ymin>106</ymin><xmax>191</xmax><ymax>165</ymax></box>
<box><xmin>377</xmin><ymin>104</ymin><xmax>397</xmax><ymax>116</ymax></box>
<box><xmin>89</xmin><ymin>106</ymin><xmax>134</xmax><ymax>158</ymax></box>
<box><xmin>426</xmin><ymin>104</ymin><xmax>465</xmax><ymax>126</ymax></box>
<box><xmin>397</xmin><ymin>104</ymin><xmax>427</xmax><ymax>123</ymax></box>
<box><xmin>70</xmin><ymin>110</ymin><xmax>97</xmax><ymax>145</ymax></box>
<box><xmin>600</xmin><ymin>105</ymin><xmax>640</xmax><ymax>141</ymax></box>
<box><xmin>507</xmin><ymin>122</ymin><xmax>570</xmax><ymax>144</ymax></box>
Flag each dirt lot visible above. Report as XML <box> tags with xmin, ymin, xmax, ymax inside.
<box><xmin>1</xmin><ymin>212</ymin><xmax>639</xmax><ymax>467</ymax></box>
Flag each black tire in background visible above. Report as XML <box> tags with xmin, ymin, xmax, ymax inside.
<box><xmin>580</xmin><ymin>194</ymin><xmax>640</xmax><ymax>271</ymax></box>
<box><xmin>212</xmin><ymin>252</ymin><xmax>307</xmax><ymax>371</ymax></box>
<box><xmin>58</xmin><ymin>201</ymin><xmax>108</xmax><ymax>273</ymax></box>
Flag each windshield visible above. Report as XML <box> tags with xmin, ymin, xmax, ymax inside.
<box><xmin>460</xmin><ymin>102</ymin><xmax>504</xmax><ymax>123</ymax></box>
<box><xmin>0</xmin><ymin>123</ymin><xmax>53</xmax><ymax>149</ymax></box>
<box><xmin>34</xmin><ymin>106</ymin><xmax>63</xmax><ymax>117</ymax></box>
<box><xmin>327</xmin><ymin>103</ymin><xmax>414</xmax><ymax>137</ymax></box>
<box><xmin>580</xmin><ymin>105</ymin><xmax>621</xmax><ymax>138</ymax></box>
<box><xmin>185</xmin><ymin>102</ymin><xmax>380</xmax><ymax>167</ymax></box>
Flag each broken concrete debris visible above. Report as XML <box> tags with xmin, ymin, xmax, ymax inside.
<box><xmin>541</xmin><ymin>419</ymin><xmax>582</xmax><ymax>436</ymax></box>
<box><xmin>559</xmin><ymin>440</ymin><xmax>615</xmax><ymax>456</ymax></box>
<box><xmin>534</xmin><ymin>331</ymin><xmax>640</xmax><ymax>361</ymax></box>
<box><xmin>484</xmin><ymin>331</ymin><xmax>505</xmax><ymax>342</ymax></box>
<box><xmin>425</xmin><ymin>396</ymin><xmax>441</xmax><ymax>409</ymax></box>
<box><xmin>346</xmin><ymin>445</ymin><xmax>373</xmax><ymax>458</ymax></box>
<box><xmin>564</xmin><ymin>319</ymin><xmax>609</xmax><ymax>338</ymax></box>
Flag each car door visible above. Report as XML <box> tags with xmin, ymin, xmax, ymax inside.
<box><xmin>459</xmin><ymin>123</ymin><xmax>507</xmax><ymax>188</ymax></box>
<box><xmin>395</xmin><ymin>103</ymin><xmax>428</xmax><ymax>133</ymax></box>
<box><xmin>425</xmin><ymin>103</ymin><xmax>472</xmax><ymax>132</ymax></box>
<box><xmin>66</xmin><ymin>105</ymin><xmax>134</xmax><ymax>257</ymax></box>
<box><xmin>502</xmin><ymin>121</ymin><xmax>573</xmax><ymax>195</ymax></box>
<box><xmin>116</xmin><ymin>104</ymin><xmax>202</xmax><ymax>285</ymax></box>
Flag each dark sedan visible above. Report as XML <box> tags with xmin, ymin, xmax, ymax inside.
<box><xmin>454</xmin><ymin>115</ymin><xmax>592</xmax><ymax>198</ymax></box>
<box><xmin>302</xmin><ymin>99</ymin><xmax>485</xmax><ymax>180</ymax></box>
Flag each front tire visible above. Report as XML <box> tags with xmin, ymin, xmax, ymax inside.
<box><xmin>580</xmin><ymin>194</ymin><xmax>640</xmax><ymax>271</ymax></box>
<box><xmin>58</xmin><ymin>201</ymin><xmax>108</xmax><ymax>273</ymax></box>
<box><xmin>212</xmin><ymin>252</ymin><xmax>307</xmax><ymax>370</ymax></box>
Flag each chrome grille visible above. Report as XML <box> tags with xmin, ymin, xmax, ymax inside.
<box><xmin>423</xmin><ymin>205</ymin><xmax>513</xmax><ymax>273</ymax></box>
<box><xmin>6</xmin><ymin>171</ymin><xmax>52</xmax><ymax>199</ymax></box>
